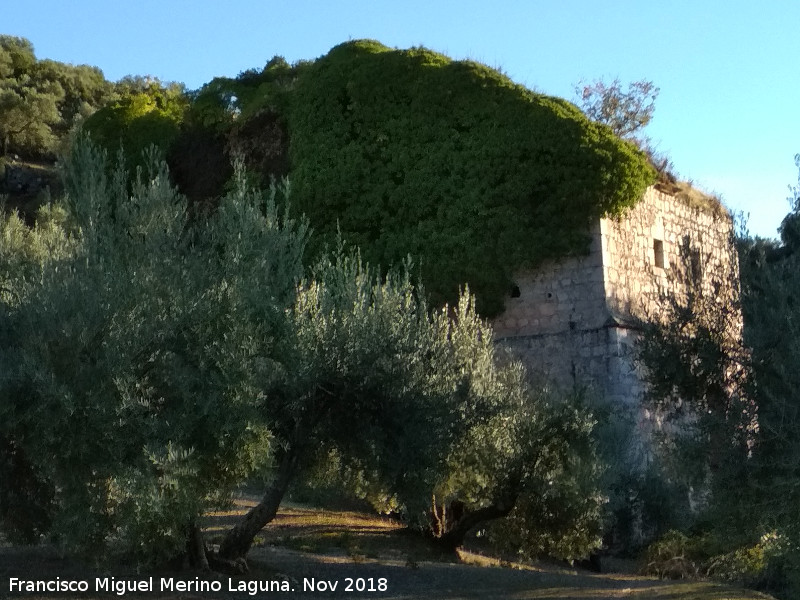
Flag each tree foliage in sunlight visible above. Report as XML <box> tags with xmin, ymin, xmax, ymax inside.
<box><xmin>0</xmin><ymin>36</ymin><xmax>112</xmax><ymax>158</ymax></box>
<box><xmin>575</xmin><ymin>78</ymin><xmax>659</xmax><ymax>140</ymax></box>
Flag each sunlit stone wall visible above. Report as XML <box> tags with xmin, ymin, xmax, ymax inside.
<box><xmin>493</xmin><ymin>185</ymin><xmax>740</xmax><ymax>407</ymax></box>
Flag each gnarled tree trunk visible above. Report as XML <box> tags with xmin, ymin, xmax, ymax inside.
<box><xmin>430</xmin><ymin>493</ymin><xmax>519</xmax><ymax>553</ymax></box>
<box><xmin>429</xmin><ymin>469</ymin><xmax>523</xmax><ymax>553</ymax></box>
<box><xmin>218</xmin><ymin>449</ymin><xmax>299</xmax><ymax>560</ymax></box>
<box><xmin>186</xmin><ymin>519</ymin><xmax>210</xmax><ymax>571</ymax></box>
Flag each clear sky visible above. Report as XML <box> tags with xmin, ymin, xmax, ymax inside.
<box><xmin>5</xmin><ymin>0</ymin><xmax>798</xmax><ymax>239</ymax></box>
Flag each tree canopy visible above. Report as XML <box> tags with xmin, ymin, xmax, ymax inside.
<box><xmin>574</xmin><ymin>78</ymin><xmax>659</xmax><ymax>140</ymax></box>
<box><xmin>82</xmin><ymin>77</ymin><xmax>187</xmax><ymax>174</ymax></box>
<box><xmin>0</xmin><ymin>36</ymin><xmax>113</xmax><ymax>158</ymax></box>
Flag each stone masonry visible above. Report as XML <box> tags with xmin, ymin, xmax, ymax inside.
<box><xmin>493</xmin><ymin>185</ymin><xmax>740</xmax><ymax>409</ymax></box>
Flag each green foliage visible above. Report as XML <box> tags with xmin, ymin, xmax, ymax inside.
<box><xmin>110</xmin><ymin>445</ymin><xmax>207</xmax><ymax>565</ymax></box>
<box><xmin>288</xmin><ymin>274</ymin><xmax>606</xmax><ymax>560</ymax></box>
<box><xmin>476</xmin><ymin>393</ymin><xmax>605</xmax><ymax>560</ymax></box>
<box><xmin>0</xmin><ymin>36</ymin><xmax>35</xmax><ymax>77</ymax></box>
<box><xmin>35</xmin><ymin>60</ymin><xmax>113</xmax><ymax>139</ymax></box>
<box><xmin>0</xmin><ymin>141</ymin><xmax>303</xmax><ymax>560</ymax></box>
<box><xmin>2</xmin><ymin>38</ymin><xmax>657</xmax><ymax>317</ymax></box>
<box><xmin>82</xmin><ymin>78</ymin><xmax>187</xmax><ymax>174</ymax></box>
<box><xmin>644</xmin><ymin>530</ymin><xmax>795</xmax><ymax>593</ymax></box>
<box><xmin>0</xmin><ymin>36</ymin><xmax>113</xmax><ymax>158</ymax></box>
<box><xmin>282</xmin><ymin>40</ymin><xmax>655</xmax><ymax>316</ymax></box>
<box><xmin>186</xmin><ymin>57</ymin><xmax>297</xmax><ymax>131</ymax></box>
<box><xmin>643</xmin><ymin>531</ymin><xmax>701</xmax><ymax>579</ymax></box>
<box><xmin>0</xmin><ymin>64</ymin><xmax>63</xmax><ymax>156</ymax></box>
<box><xmin>288</xmin><ymin>448</ymin><xmax>399</xmax><ymax>513</ymax></box>
<box><xmin>281</xmin><ymin>255</ymin><xmax>507</xmax><ymax>520</ymax></box>
<box><xmin>705</xmin><ymin>532</ymin><xmax>786</xmax><ymax>587</ymax></box>
<box><xmin>0</xmin><ymin>141</ymin><xmax>610</xmax><ymax>567</ymax></box>
<box><xmin>75</xmin><ymin>40</ymin><xmax>656</xmax><ymax>316</ymax></box>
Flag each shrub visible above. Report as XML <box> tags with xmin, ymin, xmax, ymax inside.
<box><xmin>706</xmin><ymin>533</ymin><xmax>776</xmax><ymax>585</ymax></box>
<box><xmin>433</xmin><ymin>388</ymin><xmax>605</xmax><ymax>560</ymax></box>
<box><xmin>704</xmin><ymin>533</ymin><xmax>800</xmax><ymax>596</ymax></box>
<box><xmin>642</xmin><ymin>531</ymin><xmax>700</xmax><ymax>579</ymax></box>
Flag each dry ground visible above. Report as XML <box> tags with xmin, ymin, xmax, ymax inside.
<box><xmin>0</xmin><ymin>496</ymin><xmax>777</xmax><ymax>600</ymax></box>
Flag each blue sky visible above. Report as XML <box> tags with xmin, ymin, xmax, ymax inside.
<box><xmin>5</xmin><ymin>0</ymin><xmax>798</xmax><ymax>239</ymax></box>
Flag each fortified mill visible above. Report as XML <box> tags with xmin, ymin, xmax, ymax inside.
<box><xmin>492</xmin><ymin>184</ymin><xmax>741</xmax><ymax>413</ymax></box>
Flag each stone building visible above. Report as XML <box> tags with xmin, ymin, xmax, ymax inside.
<box><xmin>493</xmin><ymin>184</ymin><xmax>740</xmax><ymax>411</ymax></box>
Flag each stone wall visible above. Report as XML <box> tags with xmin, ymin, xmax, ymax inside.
<box><xmin>493</xmin><ymin>186</ymin><xmax>740</xmax><ymax>407</ymax></box>
<box><xmin>493</xmin><ymin>223</ymin><xmax>607</xmax><ymax>339</ymax></box>
<box><xmin>601</xmin><ymin>186</ymin><xmax>738</xmax><ymax>325</ymax></box>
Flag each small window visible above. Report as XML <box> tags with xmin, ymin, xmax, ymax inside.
<box><xmin>690</xmin><ymin>248</ymin><xmax>703</xmax><ymax>282</ymax></box>
<box><xmin>510</xmin><ymin>284</ymin><xmax>521</xmax><ymax>298</ymax></box>
<box><xmin>653</xmin><ymin>239</ymin><xmax>665</xmax><ymax>269</ymax></box>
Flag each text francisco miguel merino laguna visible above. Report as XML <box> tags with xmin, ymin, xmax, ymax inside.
<box><xmin>8</xmin><ymin>575</ymin><xmax>390</xmax><ymax>595</ymax></box>
<box><xmin>9</xmin><ymin>576</ymin><xmax>296</xmax><ymax>595</ymax></box>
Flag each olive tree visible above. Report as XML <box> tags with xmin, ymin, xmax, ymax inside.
<box><xmin>230</xmin><ymin>264</ymin><xmax>606</xmax><ymax>561</ymax></box>
<box><xmin>0</xmin><ymin>141</ymin><xmax>305</xmax><ymax>565</ymax></box>
<box><xmin>217</xmin><ymin>257</ymin><xmax>519</xmax><ymax>559</ymax></box>
<box><xmin>429</xmin><ymin>385</ymin><xmax>604</xmax><ymax>558</ymax></box>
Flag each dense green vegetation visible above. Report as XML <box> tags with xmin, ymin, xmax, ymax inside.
<box><xmin>81</xmin><ymin>76</ymin><xmax>188</xmax><ymax>174</ymax></box>
<box><xmin>81</xmin><ymin>39</ymin><xmax>655</xmax><ymax>316</ymax></box>
<box><xmin>0</xmin><ymin>36</ymin><xmax>113</xmax><ymax>158</ymax></box>
<box><xmin>7</xmin><ymin>35</ymin><xmax>800</xmax><ymax>600</ymax></box>
<box><xmin>281</xmin><ymin>41</ymin><xmax>655</xmax><ymax>315</ymax></box>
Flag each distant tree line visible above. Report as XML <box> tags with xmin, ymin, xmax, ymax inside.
<box><xmin>0</xmin><ymin>36</ymin><xmax>115</xmax><ymax>158</ymax></box>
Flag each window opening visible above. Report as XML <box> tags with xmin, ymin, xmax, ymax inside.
<box><xmin>653</xmin><ymin>239</ymin><xmax>665</xmax><ymax>269</ymax></box>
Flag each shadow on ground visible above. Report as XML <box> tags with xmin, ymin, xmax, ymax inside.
<box><xmin>0</xmin><ymin>498</ymin><xmax>775</xmax><ymax>600</ymax></box>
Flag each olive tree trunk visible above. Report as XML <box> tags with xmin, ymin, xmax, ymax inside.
<box><xmin>429</xmin><ymin>469</ymin><xmax>523</xmax><ymax>552</ymax></box>
<box><xmin>218</xmin><ymin>449</ymin><xmax>299</xmax><ymax>560</ymax></box>
<box><xmin>430</xmin><ymin>493</ymin><xmax>519</xmax><ymax>553</ymax></box>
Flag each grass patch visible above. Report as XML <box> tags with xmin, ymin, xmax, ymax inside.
<box><xmin>655</xmin><ymin>179</ymin><xmax>729</xmax><ymax>218</ymax></box>
<box><xmin>206</xmin><ymin>500</ymin><xmax>454</xmax><ymax>565</ymax></box>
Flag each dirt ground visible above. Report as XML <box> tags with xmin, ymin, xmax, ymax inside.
<box><xmin>0</xmin><ymin>501</ymin><xmax>777</xmax><ymax>600</ymax></box>
<box><xmin>0</xmin><ymin>544</ymin><xmax>777</xmax><ymax>600</ymax></box>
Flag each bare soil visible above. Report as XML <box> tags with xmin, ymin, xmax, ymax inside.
<box><xmin>0</xmin><ymin>498</ymin><xmax>776</xmax><ymax>600</ymax></box>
